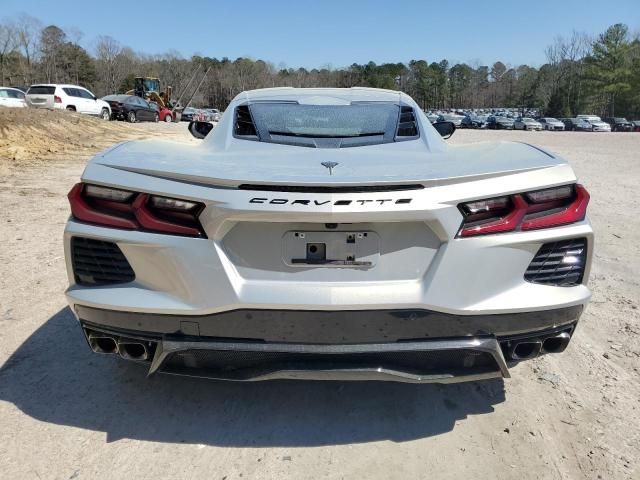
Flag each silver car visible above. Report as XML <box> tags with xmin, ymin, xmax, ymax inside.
<box><xmin>63</xmin><ymin>87</ymin><xmax>593</xmax><ymax>383</ymax></box>
<box><xmin>538</xmin><ymin>117</ymin><xmax>565</xmax><ymax>131</ymax></box>
<box><xmin>514</xmin><ymin>117</ymin><xmax>543</xmax><ymax>131</ymax></box>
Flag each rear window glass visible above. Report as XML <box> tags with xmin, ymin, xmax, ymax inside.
<box><xmin>250</xmin><ymin>103</ymin><xmax>398</xmax><ymax>138</ymax></box>
<box><xmin>27</xmin><ymin>86</ymin><xmax>55</xmax><ymax>95</ymax></box>
<box><xmin>103</xmin><ymin>95</ymin><xmax>130</xmax><ymax>102</ymax></box>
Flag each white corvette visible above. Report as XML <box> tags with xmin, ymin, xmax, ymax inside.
<box><xmin>64</xmin><ymin>87</ymin><xmax>593</xmax><ymax>383</ymax></box>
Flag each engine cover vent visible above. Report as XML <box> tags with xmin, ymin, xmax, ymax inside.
<box><xmin>396</xmin><ymin>106</ymin><xmax>419</xmax><ymax>138</ymax></box>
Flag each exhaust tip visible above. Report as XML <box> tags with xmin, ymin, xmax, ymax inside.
<box><xmin>118</xmin><ymin>340</ymin><xmax>150</xmax><ymax>361</ymax></box>
<box><xmin>510</xmin><ymin>340</ymin><xmax>542</xmax><ymax>361</ymax></box>
<box><xmin>88</xmin><ymin>334</ymin><xmax>118</xmax><ymax>354</ymax></box>
<box><xmin>542</xmin><ymin>332</ymin><xmax>571</xmax><ymax>354</ymax></box>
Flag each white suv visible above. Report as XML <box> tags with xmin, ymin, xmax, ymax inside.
<box><xmin>26</xmin><ymin>84</ymin><xmax>111</xmax><ymax>120</ymax></box>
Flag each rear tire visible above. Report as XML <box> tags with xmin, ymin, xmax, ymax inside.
<box><xmin>100</xmin><ymin>108</ymin><xmax>110</xmax><ymax>121</ymax></box>
<box><xmin>164</xmin><ymin>114</ymin><xmax>173</xmax><ymax>123</ymax></box>
<box><xmin>154</xmin><ymin>113</ymin><xmax>159</xmax><ymax>123</ymax></box>
<box><xmin>66</xmin><ymin>106</ymin><xmax>75</xmax><ymax>112</ymax></box>
<box><xmin>127</xmin><ymin>111</ymin><xmax>136</xmax><ymax>123</ymax></box>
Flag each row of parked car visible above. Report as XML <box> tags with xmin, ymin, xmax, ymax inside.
<box><xmin>0</xmin><ymin>83</ymin><xmax>223</xmax><ymax>124</ymax></box>
<box><xmin>429</xmin><ymin>110</ymin><xmax>640</xmax><ymax>132</ymax></box>
<box><xmin>0</xmin><ymin>84</ymin><xmax>172</xmax><ymax>123</ymax></box>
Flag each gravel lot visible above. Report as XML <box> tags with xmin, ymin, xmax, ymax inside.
<box><xmin>0</xmin><ymin>121</ymin><xmax>638</xmax><ymax>479</ymax></box>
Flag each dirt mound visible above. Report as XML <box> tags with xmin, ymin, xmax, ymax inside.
<box><xmin>0</xmin><ymin>108</ymin><xmax>154</xmax><ymax>163</ymax></box>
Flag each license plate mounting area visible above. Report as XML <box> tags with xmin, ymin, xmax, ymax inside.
<box><xmin>284</xmin><ymin>231</ymin><xmax>379</xmax><ymax>268</ymax></box>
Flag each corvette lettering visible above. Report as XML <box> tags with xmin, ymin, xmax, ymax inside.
<box><xmin>249</xmin><ymin>197</ymin><xmax>412</xmax><ymax>205</ymax></box>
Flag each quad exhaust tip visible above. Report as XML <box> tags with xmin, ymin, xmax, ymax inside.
<box><xmin>87</xmin><ymin>331</ymin><xmax>152</xmax><ymax>361</ymax></box>
<box><xmin>542</xmin><ymin>332</ymin><xmax>571</xmax><ymax>354</ymax></box>
<box><xmin>509</xmin><ymin>340</ymin><xmax>542</xmax><ymax>361</ymax></box>
<box><xmin>506</xmin><ymin>331</ymin><xmax>573</xmax><ymax>361</ymax></box>
<box><xmin>117</xmin><ymin>339</ymin><xmax>151</xmax><ymax>361</ymax></box>
<box><xmin>88</xmin><ymin>333</ymin><xmax>118</xmax><ymax>355</ymax></box>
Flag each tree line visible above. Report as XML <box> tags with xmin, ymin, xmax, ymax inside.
<box><xmin>0</xmin><ymin>15</ymin><xmax>638</xmax><ymax>118</ymax></box>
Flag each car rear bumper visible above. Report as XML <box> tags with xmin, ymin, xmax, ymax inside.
<box><xmin>80</xmin><ymin>320</ymin><xmax>514</xmax><ymax>383</ymax></box>
<box><xmin>76</xmin><ymin>304</ymin><xmax>583</xmax><ymax>343</ymax></box>
<box><xmin>76</xmin><ymin>305</ymin><xmax>582</xmax><ymax>383</ymax></box>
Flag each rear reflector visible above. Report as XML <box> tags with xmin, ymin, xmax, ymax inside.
<box><xmin>68</xmin><ymin>183</ymin><xmax>206</xmax><ymax>238</ymax></box>
<box><xmin>458</xmin><ymin>184</ymin><xmax>589</xmax><ymax>237</ymax></box>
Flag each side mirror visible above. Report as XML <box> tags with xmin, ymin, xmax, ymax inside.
<box><xmin>188</xmin><ymin>120</ymin><xmax>214</xmax><ymax>139</ymax></box>
<box><xmin>432</xmin><ymin>121</ymin><xmax>456</xmax><ymax>139</ymax></box>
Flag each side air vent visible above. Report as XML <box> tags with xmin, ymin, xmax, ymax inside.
<box><xmin>524</xmin><ymin>238</ymin><xmax>587</xmax><ymax>287</ymax></box>
<box><xmin>71</xmin><ymin>237</ymin><xmax>135</xmax><ymax>286</ymax></box>
<box><xmin>234</xmin><ymin>105</ymin><xmax>258</xmax><ymax>138</ymax></box>
<box><xmin>238</xmin><ymin>184</ymin><xmax>425</xmax><ymax>193</ymax></box>
<box><xmin>396</xmin><ymin>106</ymin><xmax>419</xmax><ymax>138</ymax></box>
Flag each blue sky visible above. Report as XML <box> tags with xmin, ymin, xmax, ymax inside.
<box><xmin>3</xmin><ymin>0</ymin><xmax>638</xmax><ymax>68</ymax></box>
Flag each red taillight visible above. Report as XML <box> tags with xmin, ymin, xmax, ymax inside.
<box><xmin>68</xmin><ymin>183</ymin><xmax>206</xmax><ymax>238</ymax></box>
<box><xmin>458</xmin><ymin>184</ymin><xmax>589</xmax><ymax>237</ymax></box>
<box><xmin>54</xmin><ymin>95</ymin><xmax>62</xmax><ymax>103</ymax></box>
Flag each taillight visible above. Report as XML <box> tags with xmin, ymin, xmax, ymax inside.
<box><xmin>54</xmin><ymin>95</ymin><xmax>62</xmax><ymax>103</ymax></box>
<box><xmin>458</xmin><ymin>184</ymin><xmax>589</xmax><ymax>237</ymax></box>
<box><xmin>68</xmin><ymin>183</ymin><xmax>206</xmax><ymax>238</ymax></box>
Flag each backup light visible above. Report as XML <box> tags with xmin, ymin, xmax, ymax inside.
<box><xmin>68</xmin><ymin>183</ymin><xmax>207</xmax><ymax>238</ymax></box>
<box><xmin>458</xmin><ymin>184</ymin><xmax>589</xmax><ymax>237</ymax></box>
<box><xmin>150</xmin><ymin>195</ymin><xmax>199</xmax><ymax>211</ymax></box>
<box><xmin>526</xmin><ymin>185</ymin><xmax>573</xmax><ymax>203</ymax></box>
<box><xmin>84</xmin><ymin>185</ymin><xmax>135</xmax><ymax>202</ymax></box>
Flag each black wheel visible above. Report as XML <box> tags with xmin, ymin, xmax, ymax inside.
<box><xmin>154</xmin><ymin>113</ymin><xmax>159</xmax><ymax>123</ymax></box>
<box><xmin>66</xmin><ymin>106</ymin><xmax>75</xmax><ymax>112</ymax></box>
<box><xmin>100</xmin><ymin>108</ymin><xmax>110</xmax><ymax>121</ymax></box>
<box><xmin>127</xmin><ymin>111</ymin><xmax>136</xmax><ymax>123</ymax></box>
<box><xmin>164</xmin><ymin>114</ymin><xmax>173</xmax><ymax>123</ymax></box>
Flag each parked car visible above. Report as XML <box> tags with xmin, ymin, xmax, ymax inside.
<box><xmin>205</xmin><ymin>108</ymin><xmax>222</xmax><ymax>122</ymax></box>
<box><xmin>585</xmin><ymin>119</ymin><xmax>611</xmax><ymax>132</ymax></box>
<box><xmin>152</xmin><ymin>102</ymin><xmax>175</xmax><ymax>122</ymax></box>
<box><xmin>63</xmin><ymin>87</ymin><xmax>592</xmax><ymax>383</ymax></box>
<box><xmin>514</xmin><ymin>117</ymin><xmax>543</xmax><ymax>131</ymax></box>
<box><xmin>602</xmin><ymin>117</ymin><xmax>633</xmax><ymax>132</ymax></box>
<box><xmin>486</xmin><ymin>116</ymin><xmax>514</xmax><ymax>129</ymax></box>
<box><xmin>180</xmin><ymin>107</ymin><xmax>198</xmax><ymax>122</ymax></box>
<box><xmin>560</xmin><ymin>118</ymin><xmax>593</xmax><ymax>132</ymax></box>
<box><xmin>102</xmin><ymin>94</ymin><xmax>159</xmax><ymax>123</ymax></box>
<box><xmin>26</xmin><ymin>84</ymin><xmax>111</xmax><ymax>120</ymax></box>
<box><xmin>538</xmin><ymin>117</ymin><xmax>565</xmax><ymax>131</ymax></box>
<box><xmin>425</xmin><ymin>112</ymin><xmax>440</xmax><ymax>124</ymax></box>
<box><xmin>460</xmin><ymin>115</ymin><xmax>487</xmax><ymax>129</ymax></box>
<box><xmin>437</xmin><ymin>114</ymin><xmax>463</xmax><ymax>126</ymax></box>
<box><xmin>0</xmin><ymin>87</ymin><xmax>27</xmax><ymax>108</ymax></box>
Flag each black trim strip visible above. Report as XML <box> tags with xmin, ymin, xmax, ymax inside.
<box><xmin>76</xmin><ymin>305</ymin><xmax>584</xmax><ymax>344</ymax></box>
<box><xmin>238</xmin><ymin>184</ymin><xmax>425</xmax><ymax>193</ymax></box>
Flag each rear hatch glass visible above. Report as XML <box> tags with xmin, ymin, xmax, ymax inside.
<box><xmin>27</xmin><ymin>86</ymin><xmax>55</xmax><ymax>95</ymax></box>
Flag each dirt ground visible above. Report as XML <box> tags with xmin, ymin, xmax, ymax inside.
<box><xmin>0</xmin><ymin>111</ymin><xmax>638</xmax><ymax>480</ymax></box>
